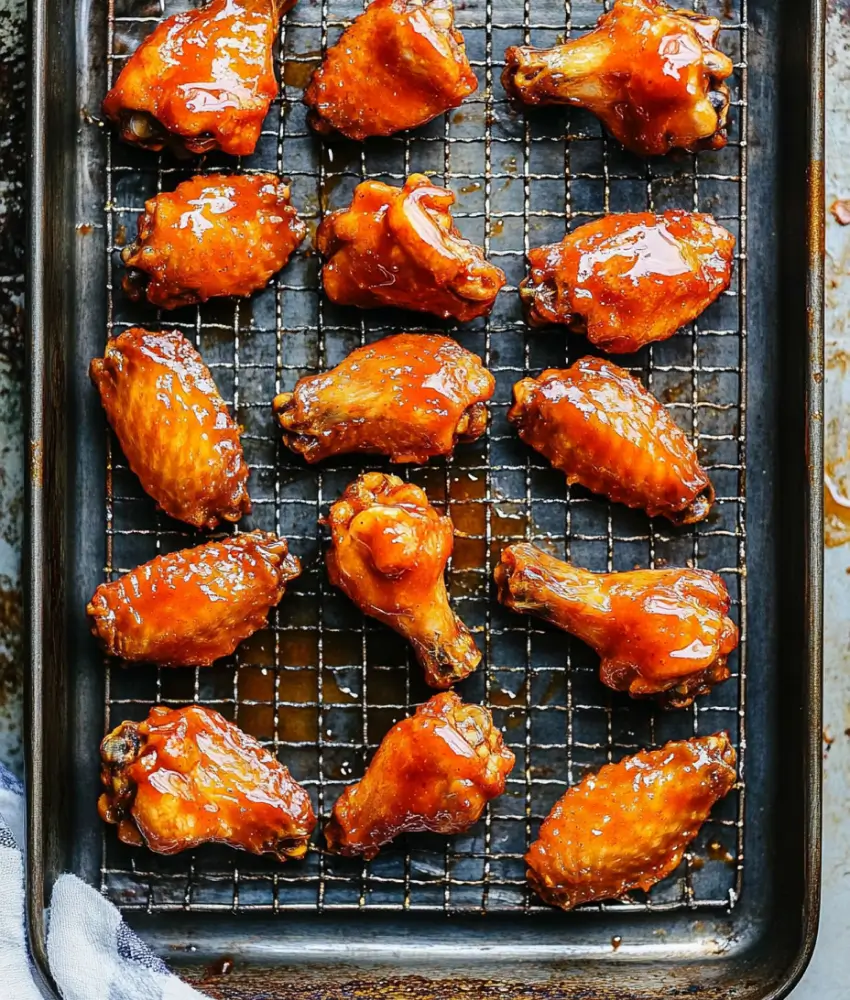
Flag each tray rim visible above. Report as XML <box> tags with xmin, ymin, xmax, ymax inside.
<box><xmin>24</xmin><ymin>0</ymin><xmax>825</xmax><ymax>995</ymax></box>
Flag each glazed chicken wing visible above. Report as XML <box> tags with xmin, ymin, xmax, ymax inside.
<box><xmin>495</xmin><ymin>544</ymin><xmax>738</xmax><ymax>707</ymax></box>
<box><xmin>316</xmin><ymin>175</ymin><xmax>506</xmax><ymax>322</ymax></box>
<box><xmin>273</xmin><ymin>334</ymin><xmax>494</xmax><ymax>464</ymax></box>
<box><xmin>91</xmin><ymin>328</ymin><xmax>249</xmax><ymax>529</ymax></box>
<box><xmin>121</xmin><ymin>173</ymin><xmax>306</xmax><ymax>310</ymax></box>
<box><xmin>325</xmin><ymin>691</ymin><xmax>514</xmax><ymax>858</ymax></box>
<box><xmin>509</xmin><ymin>358</ymin><xmax>714</xmax><ymax>524</ymax></box>
<box><xmin>102</xmin><ymin>0</ymin><xmax>290</xmax><ymax>157</ymax></box>
<box><xmin>99</xmin><ymin>705</ymin><xmax>316</xmax><ymax>858</ymax></box>
<box><xmin>304</xmin><ymin>0</ymin><xmax>477</xmax><ymax>140</ymax></box>
<box><xmin>502</xmin><ymin>0</ymin><xmax>733</xmax><ymax>157</ymax></box>
<box><xmin>526</xmin><ymin>733</ymin><xmax>737</xmax><ymax>909</ymax></box>
<box><xmin>521</xmin><ymin>212</ymin><xmax>734</xmax><ymax>353</ymax></box>
<box><xmin>325</xmin><ymin>473</ymin><xmax>480</xmax><ymax>688</ymax></box>
<box><xmin>88</xmin><ymin>532</ymin><xmax>300</xmax><ymax>667</ymax></box>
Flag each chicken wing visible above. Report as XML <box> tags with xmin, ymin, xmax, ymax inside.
<box><xmin>521</xmin><ymin>212</ymin><xmax>734</xmax><ymax>353</ymax></box>
<box><xmin>99</xmin><ymin>704</ymin><xmax>316</xmax><ymax>858</ymax></box>
<box><xmin>495</xmin><ymin>544</ymin><xmax>738</xmax><ymax>707</ymax></box>
<box><xmin>325</xmin><ymin>691</ymin><xmax>514</xmax><ymax>858</ymax></box>
<box><xmin>91</xmin><ymin>328</ymin><xmax>249</xmax><ymax>529</ymax></box>
<box><xmin>502</xmin><ymin>0</ymin><xmax>733</xmax><ymax>157</ymax></box>
<box><xmin>509</xmin><ymin>358</ymin><xmax>714</xmax><ymax>524</ymax></box>
<box><xmin>325</xmin><ymin>472</ymin><xmax>480</xmax><ymax>688</ymax></box>
<box><xmin>88</xmin><ymin>532</ymin><xmax>300</xmax><ymax>667</ymax></box>
<box><xmin>303</xmin><ymin>0</ymin><xmax>477</xmax><ymax>140</ymax></box>
<box><xmin>525</xmin><ymin>733</ymin><xmax>737</xmax><ymax>909</ymax></box>
<box><xmin>273</xmin><ymin>334</ymin><xmax>494</xmax><ymax>464</ymax></box>
<box><xmin>121</xmin><ymin>173</ymin><xmax>306</xmax><ymax>310</ymax></box>
<box><xmin>102</xmin><ymin>0</ymin><xmax>290</xmax><ymax>157</ymax></box>
<box><xmin>316</xmin><ymin>175</ymin><xmax>506</xmax><ymax>322</ymax></box>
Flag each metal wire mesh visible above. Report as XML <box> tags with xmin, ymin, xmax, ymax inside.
<box><xmin>98</xmin><ymin>0</ymin><xmax>748</xmax><ymax>915</ymax></box>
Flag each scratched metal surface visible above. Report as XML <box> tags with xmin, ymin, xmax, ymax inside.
<box><xmin>0</xmin><ymin>0</ymin><xmax>841</xmax><ymax>994</ymax></box>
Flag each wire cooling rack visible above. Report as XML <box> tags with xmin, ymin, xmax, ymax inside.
<box><xmin>98</xmin><ymin>0</ymin><xmax>748</xmax><ymax>914</ymax></box>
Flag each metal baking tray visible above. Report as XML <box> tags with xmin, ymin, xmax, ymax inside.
<box><xmin>26</xmin><ymin>0</ymin><xmax>824</xmax><ymax>995</ymax></box>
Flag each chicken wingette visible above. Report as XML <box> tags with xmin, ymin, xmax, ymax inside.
<box><xmin>91</xmin><ymin>328</ymin><xmax>250</xmax><ymax>529</ymax></box>
<box><xmin>88</xmin><ymin>533</ymin><xmax>300</xmax><ymax>667</ymax></box>
<box><xmin>316</xmin><ymin>175</ymin><xmax>505</xmax><ymax>322</ymax></box>
<box><xmin>99</xmin><ymin>705</ymin><xmax>316</xmax><ymax>858</ymax></box>
<box><xmin>273</xmin><ymin>334</ymin><xmax>494</xmax><ymax>464</ymax></box>
<box><xmin>521</xmin><ymin>212</ymin><xmax>735</xmax><ymax>353</ymax></box>
<box><xmin>304</xmin><ymin>0</ymin><xmax>477</xmax><ymax>139</ymax></box>
<box><xmin>509</xmin><ymin>358</ymin><xmax>715</xmax><ymax>524</ymax></box>
<box><xmin>121</xmin><ymin>173</ymin><xmax>305</xmax><ymax>309</ymax></box>
<box><xmin>526</xmin><ymin>734</ymin><xmax>737</xmax><ymax>908</ymax></box>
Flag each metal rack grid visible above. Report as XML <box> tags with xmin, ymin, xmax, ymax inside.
<box><xmin>98</xmin><ymin>0</ymin><xmax>748</xmax><ymax>915</ymax></box>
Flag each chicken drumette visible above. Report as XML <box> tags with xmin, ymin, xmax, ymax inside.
<box><xmin>102</xmin><ymin>0</ymin><xmax>291</xmax><ymax>157</ymax></box>
<box><xmin>87</xmin><ymin>532</ymin><xmax>300</xmax><ymax>667</ymax></box>
<box><xmin>121</xmin><ymin>173</ymin><xmax>305</xmax><ymax>310</ymax></box>
<box><xmin>325</xmin><ymin>473</ymin><xmax>480</xmax><ymax>688</ymax></box>
<box><xmin>496</xmin><ymin>544</ymin><xmax>738</xmax><ymax>707</ymax></box>
<box><xmin>303</xmin><ymin>0</ymin><xmax>477</xmax><ymax>140</ymax></box>
<box><xmin>99</xmin><ymin>705</ymin><xmax>316</xmax><ymax>858</ymax></box>
<box><xmin>521</xmin><ymin>211</ymin><xmax>735</xmax><ymax>353</ymax></box>
<box><xmin>502</xmin><ymin>0</ymin><xmax>733</xmax><ymax>157</ymax></box>
<box><xmin>273</xmin><ymin>334</ymin><xmax>494</xmax><ymax>464</ymax></box>
<box><xmin>91</xmin><ymin>328</ymin><xmax>250</xmax><ymax>529</ymax></box>
<box><xmin>509</xmin><ymin>358</ymin><xmax>714</xmax><ymax>524</ymax></box>
<box><xmin>316</xmin><ymin>175</ymin><xmax>506</xmax><ymax>322</ymax></box>
<box><xmin>526</xmin><ymin>734</ymin><xmax>737</xmax><ymax>909</ymax></box>
<box><xmin>325</xmin><ymin>691</ymin><xmax>515</xmax><ymax>858</ymax></box>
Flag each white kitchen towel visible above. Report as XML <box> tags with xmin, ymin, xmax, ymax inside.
<box><xmin>0</xmin><ymin>762</ymin><xmax>209</xmax><ymax>1000</ymax></box>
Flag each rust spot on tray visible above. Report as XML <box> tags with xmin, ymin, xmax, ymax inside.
<box><xmin>30</xmin><ymin>439</ymin><xmax>43</xmax><ymax>488</ymax></box>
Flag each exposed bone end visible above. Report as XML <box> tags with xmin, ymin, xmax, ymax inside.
<box><xmin>415</xmin><ymin>619</ymin><xmax>482</xmax><ymax>689</ymax></box>
<box><xmin>519</xmin><ymin>275</ymin><xmax>563</xmax><ymax>328</ymax></box>
<box><xmin>658</xmin><ymin>659</ymin><xmax>731</xmax><ymax>710</ymax></box>
<box><xmin>455</xmin><ymin>401</ymin><xmax>489</xmax><ymax>445</ymax></box>
<box><xmin>671</xmin><ymin>482</ymin><xmax>715</xmax><ymax>526</ymax></box>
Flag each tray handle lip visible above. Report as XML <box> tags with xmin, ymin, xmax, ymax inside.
<box><xmin>21</xmin><ymin>0</ymin><xmax>826</xmax><ymax>998</ymax></box>
<box><xmin>25</xmin><ymin>0</ymin><xmax>62</xmax><ymax>990</ymax></box>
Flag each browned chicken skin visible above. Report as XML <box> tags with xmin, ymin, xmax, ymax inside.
<box><xmin>325</xmin><ymin>691</ymin><xmax>515</xmax><ymax>858</ymax></box>
<box><xmin>325</xmin><ymin>473</ymin><xmax>480</xmax><ymax>688</ymax></box>
<box><xmin>304</xmin><ymin>0</ymin><xmax>477</xmax><ymax>140</ymax></box>
<box><xmin>88</xmin><ymin>532</ymin><xmax>300</xmax><ymax>667</ymax></box>
<box><xmin>502</xmin><ymin>0</ymin><xmax>734</xmax><ymax>157</ymax></box>
<box><xmin>121</xmin><ymin>173</ymin><xmax>306</xmax><ymax>310</ymax></box>
<box><xmin>526</xmin><ymin>734</ymin><xmax>737</xmax><ymax>909</ymax></box>
<box><xmin>99</xmin><ymin>705</ymin><xmax>316</xmax><ymax>858</ymax></box>
<box><xmin>521</xmin><ymin>212</ymin><xmax>735</xmax><ymax>353</ymax></box>
<box><xmin>495</xmin><ymin>544</ymin><xmax>738</xmax><ymax>707</ymax></box>
<box><xmin>273</xmin><ymin>334</ymin><xmax>494</xmax><ymax>464</ymax></box>
<box><xmin>316</xmin><ymin>175</ymin><xmax>506</xmax><ymax>322</ymax></box>
<box><xmin>509</xmin><ymin>358</ymin><xmax>714</xmax><ymax>524</ymax></box>
<box><xmin>102</xmin><ymin>0</ymin><xmax>291</xmax><ymax>157</ymax></box>
<box><xmin>91</xmin><ymin>328</ymin><xmax>250</xmax><ymax>529</ymax></box>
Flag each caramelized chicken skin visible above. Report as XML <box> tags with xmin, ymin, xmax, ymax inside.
<box><xmin>509</xmin><ymin>358</ymin><xmax>714</xmax><ymax>524</ymax></box>
<box><xmin>91</xmin><ymin>328</ymin><xmax>249</xmax><ymax>529</ymax></box>
<box><xmin>325</xmin><ymin>692</ymin><xmax>515</xmax><ymax>858</ymax></box>
<box><xmin>102</xmin><ymin>0</ymin><xmax>290</xmax><ymax>157</ymax></box>
<box><xmin>304</xmin><ymin>0</ymin><xmax>477</xmax><ymax>140</ymax></box>
<box><xmin>121</xmin><ymin>173</ymin><xmax>306</xmax><ymax>309</ymax></box>
<box><xmin>502</xmin><ymin>0</ymin><xmax>733</xmax><ymax>157</ymax></box>
<box><xmin>526</xmin><ymin>733</ymin><xmax>737</xmax><ymax>909</ymax></box>
<box><xmin>496</xmin><ymin>544</ymin><xmax>738</xmax><ymax>707</ymax></box>
<box><xmin>99</xmin><ymin>705</ymin><xmax>316</xmax><ymax>858</ymax></box>
<box><xmin>88</xmin><ymin>532</ymin><xmax>300</xmax><ymax>667</ymax></box>
<box><xmin>273</xmin><ymin>334</ymin><xmax>494</xmax><ymax>464</ymax></box>
<box><xmin>326</xmin><ymin>473</ymin><xmax>480</xmax><ymax>688</ymax></box>
<box><xmin>522</xmin><ymin>212</ymin><xmax>735</xmax><ymax>353</ymax></box>
<box><xmin>316</xmin><ymin>175</ymin><xmax>506</xmax><ymax>322</ymax></box>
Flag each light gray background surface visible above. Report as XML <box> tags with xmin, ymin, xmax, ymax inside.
<box><xmin>0</xmin><ymin>0</ymin><xmax>844</xmax><ymax>993</ymax></box>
